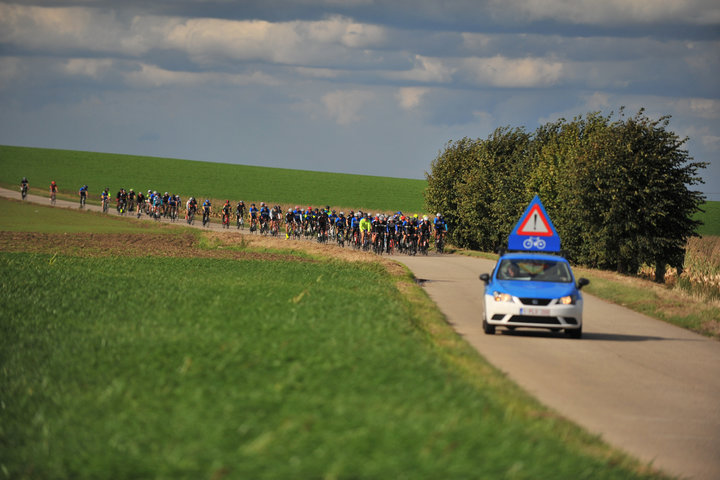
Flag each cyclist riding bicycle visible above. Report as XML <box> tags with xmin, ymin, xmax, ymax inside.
<box><xmin>49</xmin><ymin>180</ymin><xmax>57</xmax><ymax>204</ymax></box>
<box><xmin>79</xmin><ymin>185</ymin><xmax>88</xmax><ymax>207</ymax></box>
<box><xmin>359</xmin><ymin>213</ymin><xmax>372</xmax><ymax>249</ymax></box>
<box><xmin>236</xmin><ymin>201</ymin><xmax>246</xmax><ymax>229</ymax></box>
<box><xmin>101</xmin><ymin>188</ymin><xmax>110</xmax><ymax>212</ymax></box>
<box><xmin>221</xmin><ymin>200</ymin><xmax>231</xmax><ymax>228</ymax></box>
<box><xmin>434</xmin><ymin>213</ymin><xmax>448</xmax><ymax>252</ymax></box>
<box><xmin>20</xmin><ymin>177</ymin><xmax>29</xmax><ymax>200</ymax></box>
<box><xmin>202</xmin><ymin>199</ymin><xmax>212</xmax><ymax>226</ymax></box>
<box><xmin>136</xmin><ymin>191</ymin><xmax>145</xmax><ymax>218</ymax></box>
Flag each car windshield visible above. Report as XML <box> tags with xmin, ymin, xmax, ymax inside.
<box><xmin>496</xmin><ymin>258</ymin><xmax>572</xmax><ymax>283</ymax></box>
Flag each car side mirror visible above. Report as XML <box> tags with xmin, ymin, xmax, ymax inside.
<box><xmin>577</xmin><ymin>278</ymin><xmax>589</xmax><ymax>290</ymax></box>
<box><xmin>479</xmin><ymin>273</ymin><xmax>490</xmax><ymax>284</ymax></box>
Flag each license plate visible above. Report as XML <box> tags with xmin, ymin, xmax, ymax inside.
<box><xmin>519</xmin><ymin>307</ymin><xmax>551</xmax><ymax>316</ymax></box>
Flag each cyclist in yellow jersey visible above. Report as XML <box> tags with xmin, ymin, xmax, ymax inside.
<box><xmin>359</xmin><ymin>214</ymin><xmax>372</xmax><ymax>247</ymax></box>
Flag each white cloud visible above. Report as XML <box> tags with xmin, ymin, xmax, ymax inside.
<box><xmin>322</xmin><ymin>89</ymin><xmax>374</xmax><ymax>125</ymax></box>
<box><xmin>462</xmin><ymin>56</ymin><xmax>564</xmax><ymax>88</ymax></box>
<box><xmin>390</xmin><ymin>55</ymin><xmax>455</xmax><ymax>83</ymax></box>
<box><xmin>396</xmin><ymin>87</ymin><xmax>429</xmax><ymax>110</ymax></box>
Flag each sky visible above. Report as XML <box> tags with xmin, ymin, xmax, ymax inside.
<box><xmin>1</xmin><ymin>0</ymin><xmax>719</xmax><ymax>200</ymax></box>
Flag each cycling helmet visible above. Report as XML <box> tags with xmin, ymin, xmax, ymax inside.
<box><xmin>130</xmin><ymin>188</ymin><xmax>133</xmax><ymax>192</ymax></box>
<box><xmin>436</xmin><ymin>213</ymin><xmax>442</xmax><ymax>218</ymax></box>
<box><xmin>423</xmin><ymin>215</ymin><xmax>429</xmax><ymax>221</ymax></box>
<box><xmin>84</xmin><ymin>185</ymin><xmax>88</xmax><ymax>189</ymax></box>
<box><xmin>51</xmin><ymin>181</ymin><xmax>56</xmax><ymax>185</ymax></box>
<box><xmin>22</xmin><ymin>177</ymin><xmax>27</xmax><ymax>182</ymax></box>
<box><xmin>339</xmin><ymin>212</ymin><xmax>344</xmax><ymax>216</ymax></box>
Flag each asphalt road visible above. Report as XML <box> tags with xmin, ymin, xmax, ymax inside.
<box><xmin>391</xmin><ymin>253</ymin><xmax>720</xmax><ymax>480</ymax></box>
<box><xmin>4</xmin><ymin>187</ymin><xmax>720</xmax><ymax>479</ymax></box>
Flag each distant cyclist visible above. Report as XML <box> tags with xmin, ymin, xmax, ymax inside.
<box><xmin>221</xmin><ymin>200</ymin><xmax>231</xmax><ymax>228</ymax></box>
<box><xmin>49</xmin><ymin>180</ymin><xmax>57</xmax><ymax>205</ymax></box>
<box><xmin>202</xmin><ymin>199</ymin><xmax>212</xmax><ymax>227</ymax></box>
<box><xmin>21</xmin><ymin>177</ymin><xmax>29</xmax><ymax>200</ymax></box>
<box><xmin>236</xmin><ymin>201</ymin><xmax>246</xmax><ymax>229</ymax></box>
<box><xmin>79</xmin><ymin>185</ymin><xmax>88</xmax><ymax>208</ymax></box>
<box><xmin>101</xmin><ymin>188</ymin><xmax>110</xmax><ymax>213</ymax></box>
<box><xmin>434</xmin><ymin>213</ymin><xmax>448</xmax><ymax>253</ymax></box>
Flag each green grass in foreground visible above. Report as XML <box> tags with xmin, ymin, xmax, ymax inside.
<box><xmin>0</xmin><ymin>252</ymin><xmax>662</xmax><ymax>479</ymax></box>
<box><xmin>0</xmin><ymin>196</ymin><xmax>185</xmax><ymax>234</ymax></box>
<box><xmin>0</xmin><ymin>145</ymin><xmax>427</xmax><ymax>213</ymax></box>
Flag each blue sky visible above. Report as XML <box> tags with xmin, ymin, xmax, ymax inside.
<box><xmin>1</xmin><ymin>1</ymin><xmax>719</xmax><ymax>199</ymax></box>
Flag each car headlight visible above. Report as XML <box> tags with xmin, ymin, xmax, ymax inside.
<box><xmin>493</xmin><ymin>292</ymin><xmax>513</xmax><ymax>302</ymax></box>
<box><xmin>558</xmin><ymin>295</ymin><xmax>576</xmax><ymax>305</ymax></box>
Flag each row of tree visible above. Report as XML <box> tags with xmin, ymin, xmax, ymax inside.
<box><xmin>425</xmin><ymin>109</ymin><xmax>707</xmax><ymax>281</ymax></box>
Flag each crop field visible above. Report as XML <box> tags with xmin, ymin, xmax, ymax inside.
<box><xmin>0</xmin><ymin>201</ymin><xmax>665</xmax><ymax>479</ymax></box>
<box><xmin>0</xmin><ymin>145</ymin><xmax>427</xmax><ymax>214</ymax></box>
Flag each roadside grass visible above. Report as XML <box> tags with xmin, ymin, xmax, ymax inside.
<box><xmin>0</xmin><ymin>145</ymin><xmax>427</xmax><ymax>214</ymax></box>
<box><xmin>0</xmin><ymin>205</ymin><xmax>669</xmax><ymax>479</ymax></box>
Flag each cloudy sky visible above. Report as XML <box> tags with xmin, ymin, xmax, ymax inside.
<box><xmin>1</xmin><ymin>1</ymin><xmax>719</xmax><ymax>199</ymax></box>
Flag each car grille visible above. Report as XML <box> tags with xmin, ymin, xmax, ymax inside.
<box><xmin>491</xmin><ymin>314</ymin><xmax>506</xmax><ymax>320</ymax></box>
<box><xmin>518</xmin><ymin>298</ymin><xmax>552</xmax><ymax>306</ymax></box>
<box><xmin>564</xmin><ymin>317</ymin><xmax>578</xmax><ymax>325</ymax></box>
<box><xmin>508</xmin><ymin>315</ymin><xmax>560</xmax><ymax>325</ymax></box>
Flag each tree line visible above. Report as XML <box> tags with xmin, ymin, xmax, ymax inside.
<box><xmin>424</xmin><ymin>109</ymin><xmax>707</xmax><ymax>282</ymax></box>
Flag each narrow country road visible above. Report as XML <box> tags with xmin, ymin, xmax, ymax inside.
<box><xmin>391</xmin><ymin>253</ymin><xmax>720</xmax><ymax>480</ymax></box>
<box><xmin>3</xmin><ymin>187</ymin><xmax>720</xmax><ymax>479</ymax></box>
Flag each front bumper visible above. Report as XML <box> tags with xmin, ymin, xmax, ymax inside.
<box><xmin>483</xmin><ymin>295</ymin><xmax>583</xmax><ymax>330</ymax></box>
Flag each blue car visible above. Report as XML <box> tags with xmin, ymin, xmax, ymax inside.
<box><xmin>480</xmin><ymin>253</ymin><xmax>589</xmax><ymax>338</ymax></box>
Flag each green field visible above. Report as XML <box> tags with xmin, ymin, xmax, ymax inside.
<box><xmin>0</xmin><ymin>145</ymin><xmax>427</xmax><ymax>214</ymax></box>
<box><xmin>0</xmin><ymin>201</ymin><xmax>665</xmax><ymax>479</ymax></box>
<box><xmin>695</xmin><ymin>200</ymin><xmax>720</xmax><ymax>236</ymax></box>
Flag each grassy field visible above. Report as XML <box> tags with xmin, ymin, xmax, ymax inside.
<box><xmin>0</xmin><ymin>201</ymin><xmax>666</xmax><ymax>479</ymax></box>
<box><xmin>695</xmin><ymin>200</ymin><xmax>720</xmax><ymax>236</ymax></box>
<box><xmin>0</xmin><ymin>145</ymin><xmax>427</xmax><ymax>214</ymax></box>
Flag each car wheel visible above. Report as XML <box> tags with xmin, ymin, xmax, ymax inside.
<box><xmin>566</xmin><ymin>326</ymin><xmax>582</xmax><ymax>339</ymax></box>
<box><xmin>482</xmin><ymin>317</ymin><xmax>496</xmax><ymax>335</ymax></box>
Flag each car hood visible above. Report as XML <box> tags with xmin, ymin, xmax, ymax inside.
<box><xmin>492</xmin><ymin>280</ymin><xmax>578</xmax><ymax>299</ymax></box>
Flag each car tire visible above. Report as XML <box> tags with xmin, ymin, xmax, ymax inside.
<box><xmin>482</xmin><ymin>317</ymin><xmax>496</xmax><ymax>335</ymax></box>
<box><xmin>566</xmin><ymin>326</ymin><xmax>582</xmax><ymax>339</ymax></box>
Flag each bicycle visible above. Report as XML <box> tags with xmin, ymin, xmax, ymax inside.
<box><xmin>102</xmin><ymin>197</ymin><xmax>109</xmax><ymax>213</ymax></box>
<box><xmin>187</xmin><ymin>207</ymin><xmax>196</xmax><ymax>225</ymax></box>
<box><xmin>202</xmin><ymin>209</ymin><xmax>211</xmax><ymax>227</ymax></box>
<box><xmin>222</xmin><ymin>212</ymin><xmax>230</xmax><ymax>229</ymax></box>
<box><xmin>522</xmin><ymin>236</ymin><xmax>546</xmax><ymax>250</ymax></box>
<box><xmin>80</xmin><ymin>194</ymin><xmax>87</xmax><ymax>208</ymax></box>
<box><xmin>435</xmin><ymin>232</ymin><xmax>445</xmax><ymax>254</ymax></box>
<box><xmin>236</xmin><ymin>214</ymin><xmax>244</xmax><ymax>230</ymax></box>
<box><xmin>21</xmin><ymin>184</ymin><xmax>28</xmax><ymax>200</ymax></box>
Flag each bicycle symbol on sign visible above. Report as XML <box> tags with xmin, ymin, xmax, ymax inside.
<box><xmin>522</xmin><ymin>236</ymin><xmax>547</xmax><ymax>250</ymax></box>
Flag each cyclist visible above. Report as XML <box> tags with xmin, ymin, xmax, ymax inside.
<box><xmin>221</xmin><ymin>200</ymin><xmax>231</xmax><ymax>228</ymax></box>
<box><xmin>259</xmin><ymin>202</ymin><xmax>270</xmax><ymax>234</ymax></box>
<box><xmin>152</xmin><ymin>190</ymin><xmax>162</xmax><ymax>219</ymax></box>
<box><xmin>317</xmin><ymin>209</ymin><xmax>329</xmax><ymax>243</ymax></box>
<box><xmin>186</xmin><ymin>197</ymin><xmax>197</xmax><ymax>224</ymax></box>
<box><xmin>434</xmin><ymin>213</ymin><xmax>448</xmax><ymax>253</ymax></box>
<box><xmin>285</xmin><ymin>208</ymin><xmax>295</xmax><ymax>239</ymax></box>
<box><xmin>136</xmin><ymin>190</ymin><xmax>145</xmax><ymax>218</ymax></box>
<box><xmin>202</xmin><ymin>199</ymin><xmax>212</xmax><ymax>226</ymax></box>
<box><xmin>79</xmin><ymin>185</ymin><xmax>88</xmax><ymax>208</ymax></box>
<box><xmin>235</xmin><ymin>201</ymin><xmax>246</xmax><ymax>229</ymax></box>
<box><xmin>350</xmin><ymin>212</ymin><xmax>361</xmax><ymax>247</ymax></box>
<box><xmin>335</xmin><ymin>212</ymin><xmax>346</xmax><ymax>246</ymax></box>
<box><xmin>116</xmin><ymin>188</ymin><xmax>127</xmax><ymax>214</ymax></box>
<box><xmin>359</xmin><ymin>213</ymin><xmax>372</xmax><ymax>250</ymax></box>
<box><xmin>419</xmin><ymin>215</ymin><xmax>432</xmax><ymax>254</ymax></box>
<box><xmin>20</xmin><ymin>177</ymin><xmax>29</xmax><ymax>200</ymax></box>
<box><xmin>127</xmin><ymin>189</ymin><xmax>136</xmax><ymax>212</ymax></box>
<box><xmin>101</xmin><ymin>188</ymin><xmax>110</xmax><ymax>213</ymax></box>
<box><xmin>249</xmin><ymin>203</ymin><xmax>259</xmax><ymax>232</ymax></box>
<box><xmin>49</xmin><ymin>180</ymin><xmax>57</xmax><ymax>204</ymax></box>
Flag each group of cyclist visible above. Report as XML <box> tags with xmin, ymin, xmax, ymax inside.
<box><xmin>193</xmin><ymin>199</ymin><xmax>449</xmax><ymax>255</ymax></box>
<box><xmin>25</xmin><ymin>177</ymin><xmax>449</xmax><ymax>255</ymax></box>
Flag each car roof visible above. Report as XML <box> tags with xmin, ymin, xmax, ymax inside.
<box><xmin>498</xmin><ymin>252</ymin><xmax>570</xmax><ymax>262</ymax></box>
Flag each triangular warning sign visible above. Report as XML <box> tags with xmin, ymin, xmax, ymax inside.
<box><xmin>516</xmin><ymin>204</ymin><xmax>552</xmax><ymax>236</ymax></box>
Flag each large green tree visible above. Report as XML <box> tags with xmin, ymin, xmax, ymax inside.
<box><xmin>425</xmin><ymin>109</ymin><xmax>707</xmax><ymax>281</ymax></box>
